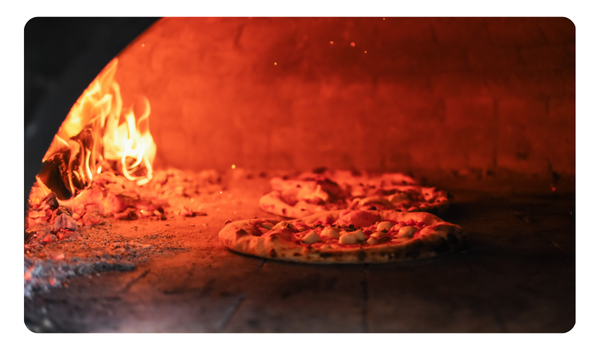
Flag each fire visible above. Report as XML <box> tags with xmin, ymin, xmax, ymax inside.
<box><xmin>37</xmin><ymin>58</ymin><xmax>156</xmax><ymax>201</ymax></box>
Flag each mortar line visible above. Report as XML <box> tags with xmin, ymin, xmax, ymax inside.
<box><xmin>216</xmin><ymin>294</ymin><xmax>246</xmax><ymax>332</ymax></box>
<box><xmin>120</xmin><ymin>269</ymin><xmax>150</xmax><ymax>292</ymax></box>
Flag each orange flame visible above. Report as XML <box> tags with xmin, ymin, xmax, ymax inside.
<box><xmin>38</xmin><ymin>58</ymin><xmax>156</xmax><ymax>199</ymax></box>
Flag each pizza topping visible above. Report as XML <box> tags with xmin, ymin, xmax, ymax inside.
<box><xmin>353</xmin><ymin>229</ymin><xmax>366</xmax><ymax>241</ymax></box>
<box><xmin>366</xmin><ymin>237</ymin><xmax>378</xmax><ymax>245</ymax></box>
<box><xmin>397</xmin><ymin>225</ymin><xmax>418</xmax><ymax>238</ymax></box>
<box><xmin>297</xmin><ymin>184</ymin><xmax>329</xmax><ymax>204</ymax></box>
<box><xmin>272</xmin><ymin>221</ymin><xmax>298</xmax><ymax>232</ymax></box>
<box><xmin>376</xmin><ymin>221</ymin><xmax>394</xmax><ymax>231</ymax></box>
<box><xmin>321</xmin><ymin>226</ymin><xmax>341</xmax><ymax>238</ymax></box>
<box><xmin>339</xmin><ymin>233</ymin><xmax>358</xmax><ymax>245</ymax></box>
<box><xmin>370</xmin><ymin>231</ymin><xmax>388</xmax><ymax>238</ymax></box>
<box><xmin>301</xmin><ymin>231</ymin><xmax>321</xmax><ymax>244</ymax></box>
<box><xmin>261</xmin><ymin>222</ymin><xmax>274</xmax><ymax>230</ymax></box>
<box><xmin>334</xmin><ymin>210</ymin><xmax>379</xmax><ymax>228</ymax></box>
<box><xmin>220</xmin><ymin>210</ymin><xmax>465</xmax><ymax>264</ymax></box>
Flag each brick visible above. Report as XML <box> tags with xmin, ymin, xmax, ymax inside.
<box><xmin>520</xmin><ymin>71</ymin><xmax>567</xmax><ymax>98</ymax></box>
<box><xmin>375</xmin><ymin>17</ymin><xmax>436</xmax><ymax>44</ymax></box>
<box><xmin>441</xmin><ymin>96</ymin><xmax>497</xmax><ymax>169</ymax></box>
<box><xmin>536</xmin><ymin>17</ymin><xmax>575</xmax><ymax>45</ymax></box>
<box><xmin>444</xmin><ymin>96</ymin><xmax>495</xmax><ymax>126</ymax></box>
<box><xmin>432</xmin><ymin>72</ymin><xmax>493</xmax><ymax>100</ymax></box>
<box><xmin>430</xmin><ymin>18</ymin><xmax>490</xmax><ymax>46</ymax></box>
<box><xmin>562</xmin><ymin>69</ymin><xmax>575</xmax><ymax>97</ymax></box>
<box><xmin>485</xmin><ymin>70</ymin><xmax>566</xmax><ymax>100</ymax></box>
<box><xmin>532</xmin><ymin>126</ymin><xmax>575</xmax><ymax>174</ymax></box>
<box><xmin>548</xmin><ymin>97</ymin><xmax>575</xmax><ymax>128</ymax></box>
<box><xmin>496</xmin><ymin>97</ymin><xmax>553</xmax><ymax>173</ymax></box>
<box><xmin>520</xmin><ymin>44</ymin><xmax>575</xmax><ymax>71</ymax></box>
<box><xmin>155</xmin><ymin>127</ymin><xmax>188</xmax><ymax>169</ymax></box>
<box><xmin>486</xmin><ymin>18</ymin><xmax>547</xmax><ymax>46</ymax></box>
<box><xmin>498</xmin><ymin>97</ymin><xmax>548</xmax><ymax>127</ymax></box>
<box><xmin>543</xmin><ymin>97</ymin><xmax>575</xmax><ymax>174</ymax></box>
<box><xmin>112</xmin><ymin>18</ymin><xmax>574</xmax><ymax>176</ymax></box>
<box><xmin>467</xmin><ymin>45</ymin><xmax>522</xmax><ymax>72</ymax></box>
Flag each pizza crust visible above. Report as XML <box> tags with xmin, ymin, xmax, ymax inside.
<box><xmin>219</xmin><ymin>210</ymin><xmax>466</xmax><ymax>264</ymax></box>
<box><xmin>259</xmin><ymin>184</ymin><xmax>452</xmax><ymax>219</ymax></box>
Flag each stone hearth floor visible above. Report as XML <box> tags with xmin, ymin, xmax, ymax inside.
<box><xmin>24</xmin><ymin>171</ymin><xmax>575</xmax><ymax>332</ymax></box>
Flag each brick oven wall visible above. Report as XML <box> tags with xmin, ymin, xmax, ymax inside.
<box><xmin>114</xmin><ymin>17</ymin><xmax>575</xmax><ymax>177</ymax></box>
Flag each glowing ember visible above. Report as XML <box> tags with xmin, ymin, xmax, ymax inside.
<box><xmin>37</xmin><ymin>58</ymin><xmax>156</xmax><ymax>201</ymax></box>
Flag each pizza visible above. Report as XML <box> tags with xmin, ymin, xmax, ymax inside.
<box><xmin>259</xmin><ymin>170</ymin><xmax>451</xmax><ymax>218</ymax></box>
<box><xmin>219</xmin><ymin>209</ymin><xmax>466</xmax><ymax>264</ymax></box>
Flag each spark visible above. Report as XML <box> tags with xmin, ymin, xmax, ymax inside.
<box><xmin>231</xmin><ymin>164</ymin><xmax>236</xmax><ymax>169</ymax></box>
<box><xmin>330</xmin><ymin>41</ymin><xmax>333</xmax><ymax>44</ymax></box>
<box><xmin>350</xmin><ymin>42</ymin><xmax>355</xmax><ymax>47</ymax></box>
<box><xmin>274</xmin><ymin>62</ymin><xmax>277</xmax><ymax>65</ymax></box>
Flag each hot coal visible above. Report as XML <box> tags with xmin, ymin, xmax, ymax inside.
<box><xmin>24</xmin><ymin>218</ymin><xmax>190</xmax><ymax>297</ymax></box>
<box><xmin>25</xmin><ymin>167</ymin><xmax>230</xmax><ymax>295</ymax></box>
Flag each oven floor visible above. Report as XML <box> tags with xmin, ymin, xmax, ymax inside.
<box><xmin>24</xmin><ymin>172</ymin><xmax>575</xmax><ymax>332</ymax></box>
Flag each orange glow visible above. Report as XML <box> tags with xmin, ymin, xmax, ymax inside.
<box><xmin>231</xmin><ymin>164</ymin><xmax>236</xmax><ymax>169</ymax></box>
<box><xmin>24</xmin><ymin>267</ymin><xmax>33</xmax><ymax>281</ymax></box>
<box><xmin>330</xmin><ymin>41</ymin><xmax>333</xmax><ymax>44</ymax></box>
<box><xmin>39</xmin><ymin>58</ymin><xmax>156</xmax><ymax>199</ymax></box>
<box><xmin>274</xmin><ymin>62</ymin><xmax>277</xmax><ymax>65</ymax></box>
<box><xmin>350</xmin><ymin>42</ymin><xmax>355</xmax><ymax>47</ymax></box>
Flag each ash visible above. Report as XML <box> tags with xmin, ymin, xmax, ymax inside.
<box><xmin>24</xmin><ymin>168</ymin><xmax>232</xmax><ymax>297</ymax></box>
<box><xmin>24</xmin><ymin>219</ymin><xmax>189</xmax><ymax>297</ymax></box>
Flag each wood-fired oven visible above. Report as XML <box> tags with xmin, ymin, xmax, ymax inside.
<box><xmin>24</xmin><ymin>17</ymin><xmax>575</xmax><ymax>333</ymax></box>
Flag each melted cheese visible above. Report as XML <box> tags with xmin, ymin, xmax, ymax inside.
<box><xmin>376</xmin><ymin>221</ymin><xmax>394</xmax><ymax>231</ymax></box>
<box><xmin>397</xmin><ymin>226</ymin><xmax>418</xmax><ymax>238</ymax></box>
<box><xmin>301</xmin><ymin>231</ymin><xmax>321</xmax><ymax>244</ymax></box>
<box><xmin>339</xmin><ymin>233</ymin><xmax>357</xmax><ymax>244</ymax></box>
<box><xmin>321</xmin><ymin>226</ymin><xmax>340</xmax><ymax>238</ymax></box>
<box><xmin>354</xmin><ymin>229</ymin><xmax>366</xmax><ymax>241</ymax></box>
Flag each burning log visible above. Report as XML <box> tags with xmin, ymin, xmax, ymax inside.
<box><xmin>52</xmin><ymin>214</ymin><xmax>78</xmax><ymax>232</ymax></box>
<box><xmin>114</xmin><ymin>208</ymin><xmax>139</xmax><ymax>221</ymax></box>
<box><xmin>38</xmin><ymin>193</ymin><xmax>59</xmax><ymax>211</ymax></box>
